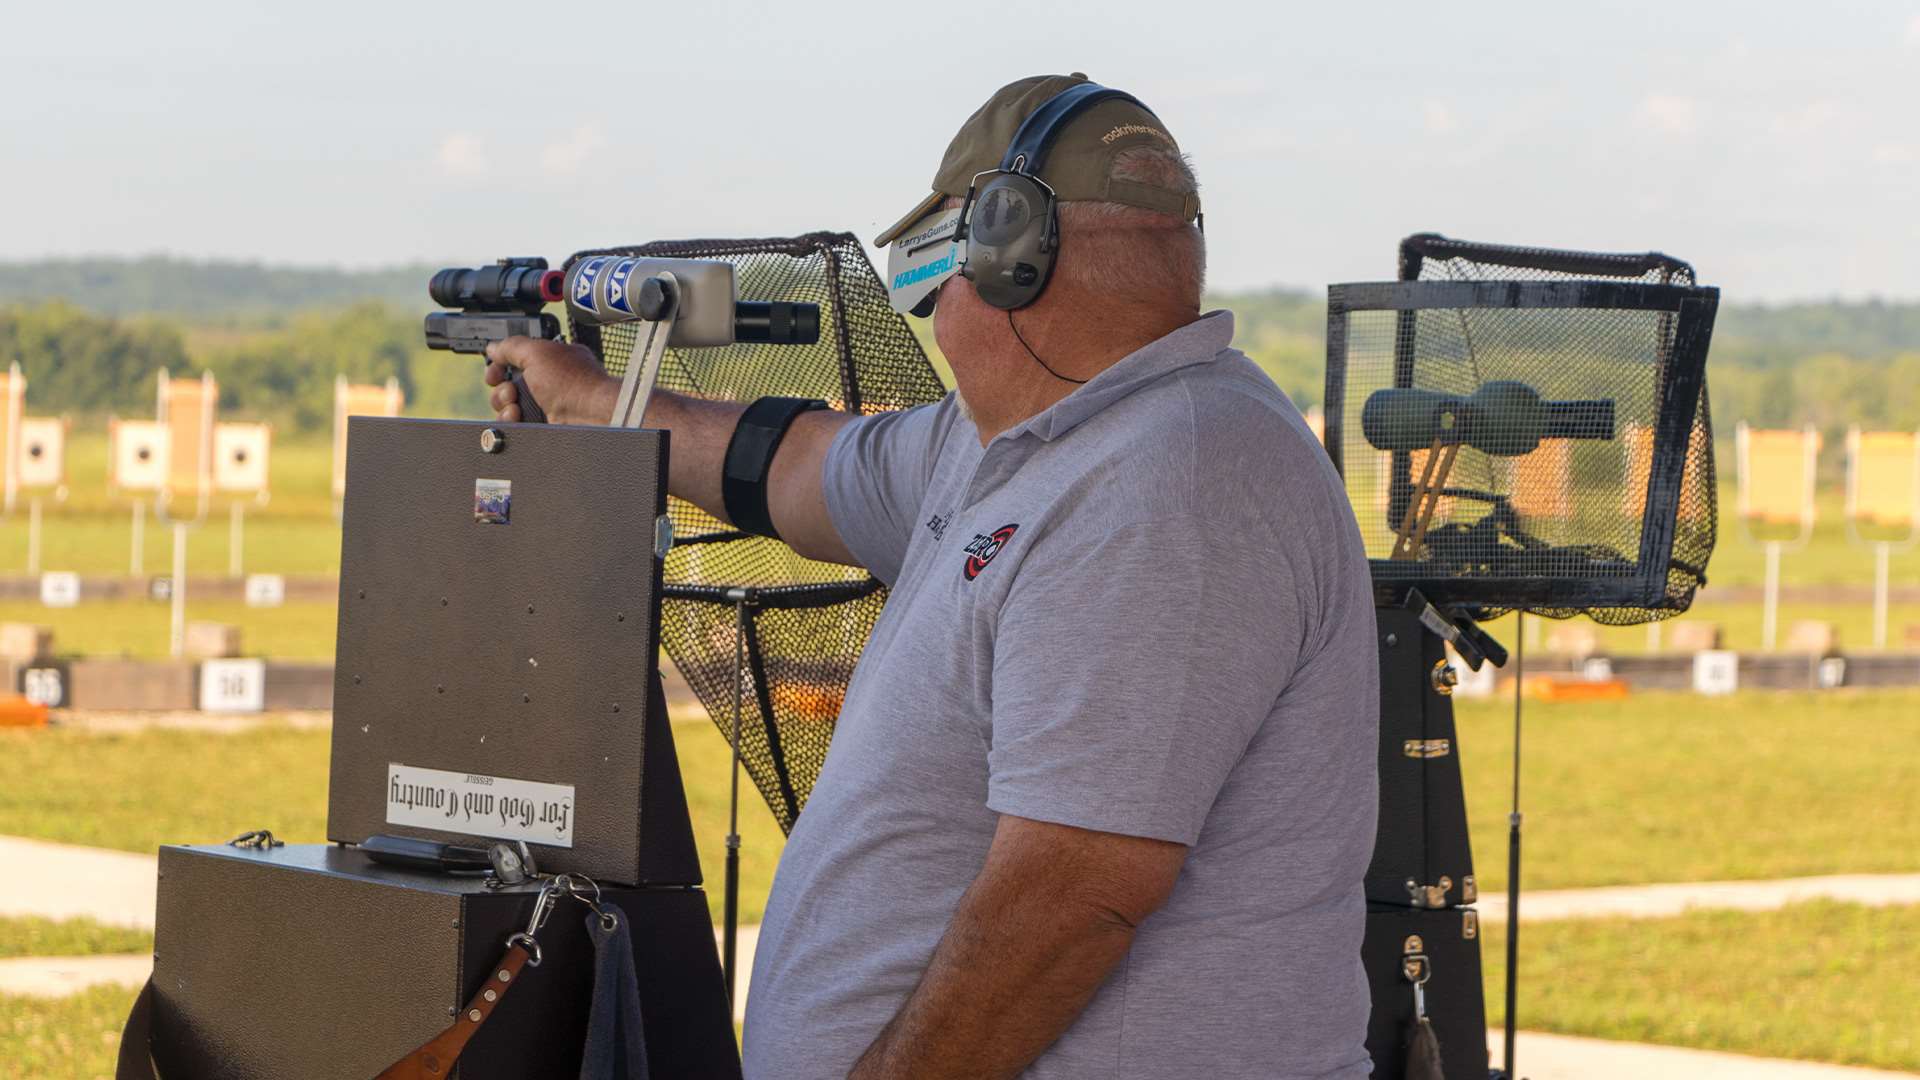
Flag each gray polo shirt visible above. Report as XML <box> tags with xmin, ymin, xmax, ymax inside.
<box><xmin>742</xmin><ymin>311</ymin><xmax>1378</xmax><ymax>1079</ymax></box>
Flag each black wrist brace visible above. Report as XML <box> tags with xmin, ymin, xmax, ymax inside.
<box><xmin>722</xmin><ymin>396</ymin><xmax>829</xmax><ymax>540</ymax></box>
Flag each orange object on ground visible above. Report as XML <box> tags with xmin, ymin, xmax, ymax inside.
<box><xmin>1519</xmin><ymin>675</ymin><xmax>1631</xmax><ymax>702</ymax></box>
<box><xmin>0</xmin><ymin>694</ymin><xmax>49</xmax><ymax>727</ymax></box>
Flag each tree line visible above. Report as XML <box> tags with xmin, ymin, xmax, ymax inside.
<box><xmin>0</xmin><ymin>258</ymin><xmax>1916</xmax><ymax>446</ymax></box>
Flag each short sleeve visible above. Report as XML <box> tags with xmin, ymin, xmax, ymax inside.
<box><xmin>820</xmin><ymin>398</ymin><xmax>957</xmax><ymax>585</ymax></box>
<box><xmin>986</xmin><ymin>517</ymin><xmax>1309</xmax><ymax>846</ymax></box>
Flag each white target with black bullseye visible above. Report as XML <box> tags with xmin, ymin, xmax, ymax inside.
<box><xmin>111</xmin><ymin>419</ymin><xmax>171</xmax><ymax>492</ymax></box>
<box><xmin>214</xmin><ymin>422</ymin><xmax>272</xmax><ymax>494</ymax></box>
<box><xmin>16</xmin><ymin>417</ymin><xmax>66</xmax><ymax>490</ymax></box>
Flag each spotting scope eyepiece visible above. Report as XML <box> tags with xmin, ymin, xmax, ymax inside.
<box><xmin>1361</xmin><ymin>381</ymin><xmax>1616</xmax><ymax>457</ymax></box>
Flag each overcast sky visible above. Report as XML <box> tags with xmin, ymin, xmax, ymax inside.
<box><xmin>4</xmin><ymin>1</ymin><xmax>1916</xmax><ymax>302</ymax></box>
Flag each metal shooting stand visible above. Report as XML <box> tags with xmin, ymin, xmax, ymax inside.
<box><xmin>1326</xmin><ymin>234</ymin><xmax>1719</xmax><ymax>1079</ymax></box>
<box><xmin>123</xmin><ymin>286</ymin><xmax>743</xmax><ymax>1078</ymax></box>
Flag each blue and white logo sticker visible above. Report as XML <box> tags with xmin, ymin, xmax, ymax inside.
<box><xmin>572</xmin><ymin>256</ymin><xmax>612</xmax><ymax>314</ymax></box>
<box><xmin>886</xmin><ymin>208</ymin><xmax>966</xmax><ymax>314</ymax></box>
<box><xmin>606</xmin><ymin>257</ymin><xmax>638</xmax><ymax>315</ymax></box>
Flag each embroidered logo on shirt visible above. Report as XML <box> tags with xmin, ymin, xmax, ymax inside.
<box><xmin>925</xmin><ymin>512</ymin><xmax>950</xmax><ymax>542</ymax></box>
<box><xmin>962</xmin><ymin>524</ymin><xmax>1019</xmax><ymax>581</ymax></box>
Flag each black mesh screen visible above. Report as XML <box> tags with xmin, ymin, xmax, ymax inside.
<box><xmin>1325</xmin><ymin>234</ymin><xmax>1718</xmax><ymax>624</ymax></box>
<box><xmin>565</xmin><ymin>233</ymin><xmax>946</xmax><ymax>832</ymax></box>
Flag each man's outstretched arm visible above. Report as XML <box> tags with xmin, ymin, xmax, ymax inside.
<box><xmin>482</xmin><ymin>336</ymin><xmax>856</xmax><ymax>565</ymax></box>
<box><xmin>850</xmin><ymin>815</ymin><xmax>1187</xmax><ymax>1080</ymax></box>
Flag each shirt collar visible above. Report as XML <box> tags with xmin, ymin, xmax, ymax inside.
<box><xmin>1006</xmin><ymin>310</ymin><xmax>1236</xmax><ymax>443</ymax></box>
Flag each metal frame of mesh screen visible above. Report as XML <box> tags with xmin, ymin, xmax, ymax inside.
<box><xmin>1325</xmin><ymin>276</ymin><xmax>1717</xmax><ymax>618</ymax></box>
<box><xmin>562</xmin><ymin>232</ymin><xmax>947</xmax><ymax>833</ymax></box>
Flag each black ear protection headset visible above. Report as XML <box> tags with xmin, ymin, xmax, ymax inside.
<box><xmin>951</xmin><ymin>81</ymin><xmax>1164</xmax><ymax>312</ymax></box>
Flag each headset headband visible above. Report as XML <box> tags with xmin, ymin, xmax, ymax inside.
<box><xmin>999</xmin><ymin>82</ymin><xmax>1156</xmax><ymax>177</ymax></box>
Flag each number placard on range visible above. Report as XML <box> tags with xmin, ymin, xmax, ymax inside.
<box><xmin>200</xmin><ymin>658</ymin><xmax>267</xmax><ymax>713</ymax></box>
<box><xmin>20</xmin><ymin>665</ymin><xmax>67</xmax><ymax>708</ymax></box>
<box><xmin>244</xmin><ymin>574</ymin><xmax>286</xmax><ymax>608</ymax></box>
<box><xmin>40</xmin><ymin>572</ymin><xmax>80</xmax><ymax>608</ymax></box>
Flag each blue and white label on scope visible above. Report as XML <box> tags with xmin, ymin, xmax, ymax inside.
<box><xmin>572</xmin><ymin>256</ymin><xmax>611</xmax><ymax>313</ymax></box>
<box><xmin>606</xmin><ymin>257</ymin><xmax>638</xmax><ymax>315</ymax></box>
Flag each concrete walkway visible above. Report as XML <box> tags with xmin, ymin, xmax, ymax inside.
<box><xmin>0</xmin><ymin>836</ymin><xmax>158</xmax><ymax>928</ymax></box>
<box><xmin>1476</xmin><ymin>873</ymin><xmax>1920</xmax><ymax>924</ymax></box>
<box><xmin>1489</xmin><ymin>1029</ymin><xmax>1918</xmax><ymax>1078</ymax></box>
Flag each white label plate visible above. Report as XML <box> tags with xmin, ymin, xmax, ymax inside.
<box><xmin>244</xmin><ymin>573</ymin><xmax>286</xmax><ymax>607</ymax></box>
<box><xmin>385</xmin><ymin>763</ymin><xmax>575</xmax><ymax>848</ymax></box>
<box><xmin>200</xmin><ymin>658</ymin><xmax>266</xmax><ymax>713</ymax></box>
<box><xmin>39</xmin><ymin>571</ymin><xmax>80</xmax><ymax>607</ymax></box>
<box><xmin>1692</xmin><ymin>650</ymin><xmax>1739</xmax><ymax>696</ymax></box>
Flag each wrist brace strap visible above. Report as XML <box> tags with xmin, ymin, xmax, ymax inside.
<box><xmin>722</xmin><ymin>396</ymin><xmax>829</xmax><ymax>540</ymax></box>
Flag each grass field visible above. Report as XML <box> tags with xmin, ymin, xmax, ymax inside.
<box><xmin>0</xmin><ymin>599</ymin><xmax>339</xmax><ymax>660</ymax></box>
<box><xmin>6</xmin><ymin>690</ymin><xmax>1915</xmax><ymax>920</ymax></box>
<box><xmin>1482</xmin><ymin>900</ymin><xmax>1920</xmax><ymax>1073</ymax></box>
<box><xmin>2</xmin><ymin>983</ymin><xmax>133</xmax><ymax>1079</ymax></box>
<box><xmin>0</xmin><ymin>916</ymin><xmax>151</xmax><ymax>960</ymax></box>
<box><xmin>1457</xmin><ymin>689</ymin><xmax>1920</xmax><ymax>892</ymax></box>
<box><xmin>0</xmin><ymin>715</ymin><xmax>788</xmax><ymax>927</ymax></box>
<box><xmin>6</xmin><ymin>430</ymin><xmax>1920</xmax><ymax>662</ymax></box>
<box><xmin>1</xmin><ymin>690</ymin><xmax>1915</xmax><ymax>1075</ymax></box>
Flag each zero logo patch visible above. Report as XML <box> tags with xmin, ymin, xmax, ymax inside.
<box><xmin>962</xmin><ymin>523</ymin><xmax>1019</xmax><ymax>581</ymax></box>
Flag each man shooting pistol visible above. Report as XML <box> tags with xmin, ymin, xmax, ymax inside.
<box><xmin>474</xmin><ymin>74</ymin><xmax>1378</xmax><ymax>1080</ymax></box>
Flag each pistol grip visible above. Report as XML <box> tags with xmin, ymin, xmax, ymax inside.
<box><xmin>508</xmin><ymin>366</ymin><xmax>547</xmax><ymax>424</ymax></box>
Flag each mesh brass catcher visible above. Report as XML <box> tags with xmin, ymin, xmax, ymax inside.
<box><xmin>567</xmin><ymin>233</ymin><xmax>946</xmax><ymax>832</ymax></box>
<box><xmin>1324</xmin><ymin>234</ymin><xmax>1720</xmax><ymax>624</ymax></box>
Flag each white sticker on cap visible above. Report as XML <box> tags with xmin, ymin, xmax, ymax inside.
<box><xmin>886</xmin><ymin>208</ymin><xmax>966</xmax><ymax>314</ymax></box>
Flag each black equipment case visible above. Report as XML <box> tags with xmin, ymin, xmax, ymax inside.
<box><xmin>140</xmin><ymin>419</ymin><xmax>740</xmax><ymax>1078</ymax></box>
<box><xmin>1361</xmin><ymin>606</ymin><xmax>1489</xmax><ymax>1079</ymax></box>
<box><xmin>1368</xmin><ymin>607</ymin><xmax>1476</xmax><ymax>911</ymax></box>
<box><xmin>149</xmin><ymin>841</ymin><xmax>737</xmax><ymax>1078</ymax></box>
<box><xmin>1361</xmin><ymin>905</ymin><xmax>1487</xmax><ymax>1080</ymax></box>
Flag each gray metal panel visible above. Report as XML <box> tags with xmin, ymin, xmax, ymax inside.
<box><xmin>152</xmin><ymin>845</ymin><xmax>461</xmax><ymax>1079</ymax></box>
<box><xmin>327</xmin><ymin>418</ymin><xmax>668</xmax><ymax>884</ymax></box>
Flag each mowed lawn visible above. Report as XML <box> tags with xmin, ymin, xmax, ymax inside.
<box><xmin>5</xmin><ymin>689</ymin><xmax>1917</xmax><ymax>919</ymax></box>
<box><xmin>2</xmin><ymin>691</ymin><xmax>1917</xmax><ymax>1076</ymax></box>
<box><xmin>1455</xmin><ymin>688</ymin><xmax>1920</xmax><ymax>892</ymax></box>
<box><xmin>0</xmin><ymin>715</ymin><xmax>789</xmax><ymax>928</ymax></box>
<box><xmin>4</xmin><ymin>430</ymin><xmax>1920</xmax><ymax>663</ymax></box>
<box><xmin>1482</xmin><ymin>900</ymin><xmax>1920</xmax><ymax>1073</ymax></box>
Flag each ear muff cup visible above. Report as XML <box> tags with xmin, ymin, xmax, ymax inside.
<box><xmin>961</xmin><ymin>172</ymin><xmax>1057</xmax><ymax>311</ymax></box>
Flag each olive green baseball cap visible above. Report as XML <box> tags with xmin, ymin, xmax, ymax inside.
<box><xmin>874</xmin><ymin>73</ymin><xmax>1200</xmax><ymax>247</ymax></box>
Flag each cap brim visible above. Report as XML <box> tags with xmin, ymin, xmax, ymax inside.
<box><xmin>874</xmin><ymin>190</ymin><xmax>949</xmax><ymax>248</ymax></box>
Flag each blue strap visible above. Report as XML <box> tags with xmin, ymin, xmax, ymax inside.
<box><xmin>1000</xmin><ymin>83</ymin><xmax>1157</xmax><ymax>176</ymax></box>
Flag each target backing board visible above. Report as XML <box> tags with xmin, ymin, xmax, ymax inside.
<box><xmin>111</xmin><ymin>419</ymin><xmax>171</xmax><ymax>493</ymax></box>
<box><xmin>332</xmin><ymin>379</ymin><xmax>404</xmax><ymax>499</ymax></box>
<box><xmin>1848</xmin><ymin>430</ymin><xmax>1919</xmax><ymax>531</ymax></box>
<box><xmin>214</xmin><ymin>423</ymin><xmax>272</xmax><ymax>494</ymax></box>
<box><xmin>16</xmin><ymin>417</ymin><xmax>66</xmax><ymax>490</ymax></box>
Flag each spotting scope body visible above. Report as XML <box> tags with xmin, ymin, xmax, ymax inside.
<box><xmin>1361</xmin><ymin>381</ymin><xmax>1616</xmax><ymax>457</ymax></box>
<box><xmin>563</xmin><ymin>255</ymin><xmax>819</xmax><ymax>348</ymax></box>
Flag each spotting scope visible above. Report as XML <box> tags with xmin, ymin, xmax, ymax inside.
<box><xmin>1361</xmin><ymin>381</ymin><xmax>1616</xmax><ymax>457</ymax></box>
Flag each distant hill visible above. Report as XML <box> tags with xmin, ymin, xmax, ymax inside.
<box><xmin>0</xmin><ymin>256</ymin><xmax>437</xmax><ymax>320</ymax></box>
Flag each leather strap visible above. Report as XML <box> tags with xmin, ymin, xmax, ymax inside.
<box><xmin>721</xmin><ymin>397</ymin><xmax>828</xmax><ymax>541</ymax></box>
<box><xmin>374</xmin><ymin>940</ymin><xmax>536</xmax><ymax>1080</ymax></box>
